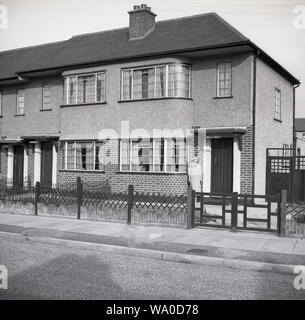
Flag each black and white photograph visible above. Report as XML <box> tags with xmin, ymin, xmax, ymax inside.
<box><xmin>0</xmin><ymin>0</ymin><xmax>305</xmax><ymax>305</ymax></box>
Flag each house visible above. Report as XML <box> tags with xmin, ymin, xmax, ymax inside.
<box><xmin>0</xmin><ymin>4</ymin><xmax>300</xmax><ymax>196</ymax></box>
<box><xmin>296</xmin><ymin>118</ymin><xmax>305</xmax><ymax>155</ymax></box>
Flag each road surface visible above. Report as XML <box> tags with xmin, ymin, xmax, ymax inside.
<box><xmin>0</xmin><ymin>232</ymin><xmax>304</xmax><ymax>300</ymax></box>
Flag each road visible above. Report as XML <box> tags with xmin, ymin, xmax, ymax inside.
<box><xmin>0</xmin><ymin>232</ymin><xmax>304</xmax><ymax>300</ymax></box>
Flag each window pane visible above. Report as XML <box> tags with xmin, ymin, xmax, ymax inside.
<box><xmin>217</xmin><ymin>63</ymin><xmax>231</xmax><ymax>97</ymax></box>
<box><xmin>122</xmin><ymin>70</ymin><xmax>132</xmax><ymax>100</ymax></box>
<box><xmin>131</xmin><ymin>139</ymin><xmax>153</xmax><ymax>171</ymax></box>
<box><xmin>67</xmin><ymin>142</ymin><xmax>75</xmax><ymax>170</ymax></box>
<box><xmin>42</xmin><ymin>82</ymin><xmax>52</xmax><ymax>110</ymax></box>
<box><xmin>168</xmin><ymin>65</ymin><xmax>190</xmax><ymax>98</ymax></box>
<box><xmin>75</xmin><ymin>142</ymin><xmax>94</xmax><ymax>170</ymax></box>
<box><xmin>154</xmin><ymin>139</ymin><xmax>165</xmax><ymax>172</ymax></box>
<box><xmin>61</xmin><ymin>143</ymin><xmax>66</xmax><ymax>170</ymax></box>
<box><xmin>155</xmin><ymin>66</ymin><xmax>166</xmax><ymax>98</ymax></box>
<box><xmin>96</xmin><ymin>73</ymin><xmax>106</xmax><ymax>102</ymax></box>
<box><xmin>133</xmin><ymin>68</ymin><xmax>154</xmax><ymax>99</ymax></box>
<box><xmin>17</xmin><ymin>89</ymin><xmax>25</xmax><ymax>115</ymax></box>
<box><xmin>121</xmin><ymin>140</ymin><xmax>130</xmax><ymax>171</ymax></box>
<box><xmin>168</xmin><ymin>65</ymin><xmax>177</xmax><ymax>97</ymax></box>
<box><xmin>274</xmin><ymin>89</ymin><xmax>281</xmax><ymax>120</ymax></box>
<box><xmin>77</xmin><ymin>75</ymin><xmax>95</xmax><ymax>104</ymax></box>
<box><xmin>69</xmin><ymin>77</ymin><xmax>77</xmax><ymax>104</ymax></box>
<box><xmin>166</xmin><ymin>139</ymin><xmax>187</xmax><ymax>172</ymax></box>
<box><xmin>95</xmin><ymin>142</ymin><xmax>104</xmax><ymax>170</ymax></box>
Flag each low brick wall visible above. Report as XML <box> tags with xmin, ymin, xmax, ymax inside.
<box><xmin>286</xmin><ymin>219</ymin><xmax>305</xmax><ymax>238</ymax></box>
<box><xmin>81</xmin><ymin>206</ymin><xmax>127</xmax><ymax>222</ymax></box>
<box><xmin>0</xmin><ymin>200</ymin><xmax>34</xmax><ymax>215</ymax></box>
<box><xmin>131</xmin><ymin>208</ymin><xmax>186</xmax><ymax>227</ymax></box>
<box><xmin>38</xmin><ymin>203</ymin><xmax>78</xmax><ymax>219</ymax></box>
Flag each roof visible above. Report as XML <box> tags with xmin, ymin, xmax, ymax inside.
<box><xmin>295</xmin><ymin>118</ymin><xmax>305</xmax><ymax>132</ymax></box>
<box><xmin>0</xmin><ymin>12</ymin><xmax>300</xmax><ymax>85</ymax></box>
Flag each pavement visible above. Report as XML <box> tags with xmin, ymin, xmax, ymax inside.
<box><xmin>0</xmin><ymin>212</ymin><xmax>305</xmax><ymax>272</ymax></box>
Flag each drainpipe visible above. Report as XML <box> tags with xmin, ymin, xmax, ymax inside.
<box><xmin>291</xmin><ymin>83</ymin><xmax>300</xmax><ymax>201</ymax></box>
<box><xmin>252</xmin><ymin>52</ymin><xmax>258</xmax><ymax>197</ymax></box>
<box><xmin>293</xmin><ymin>83</ymin><xmax>300</xmax><ymax>157</ymax></box>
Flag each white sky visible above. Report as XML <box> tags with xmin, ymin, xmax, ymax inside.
<box><xmin>0</xmin><ymin>0</ymin><xmax>304</xmax><ymax>116</ymax></box>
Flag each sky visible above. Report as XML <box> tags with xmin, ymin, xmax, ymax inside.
<box><xmin>0</xmin><ymin>0</ymin><xmax>304</xmax><ymax>116</ymax></box>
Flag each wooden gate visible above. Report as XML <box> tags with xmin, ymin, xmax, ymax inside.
<box><xmin>266</xmin><ymin>148</ymin><xmax>305</xmax><ymax>202</ymax></box>
<box><xmin>192</xmin><ymin>191</ymin><xmax>281</xmax><ymax>233</ymax></box>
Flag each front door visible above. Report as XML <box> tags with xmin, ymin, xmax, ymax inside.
<box><xmin>211</xmin><ymin>138</ymin><xmax>233</xmax><ymax>193</ymax></box>
<box><xmin>40</xmin><ymin>142</ymin><xmax>53</xmax><ymax>187</ymax></box>
<box><xmin>13</xmin><ymin>145</ymin><xmax>24</xmax><ymax>188</ymax></box>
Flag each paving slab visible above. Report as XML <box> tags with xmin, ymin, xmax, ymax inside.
<box><xmin>291</xmin><ymin>239</ymin><xmax>305</xmax><ymax>255</ymax></box>
<box><xmin>260</xmin><ymin>238</ymin><xmax>298</xmax><ymax>254</ymax></box>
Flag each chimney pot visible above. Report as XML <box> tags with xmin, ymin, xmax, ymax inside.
<box><xmin>133</xmin><ymin>5</ymin><xmax>140</xmax><ymax>10</ymax></box>
<box><xmin>141</xmin><ymin>4</ymin><xmax>147</xmax><ymax>9</ymax></box>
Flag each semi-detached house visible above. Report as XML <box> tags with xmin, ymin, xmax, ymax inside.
<box><xmin>0</xmin><ymin>4</ymin><xmax>300</xmax><ymax>196</ymax></box>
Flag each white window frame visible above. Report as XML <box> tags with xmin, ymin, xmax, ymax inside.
<box><xmin>119</xmin><ymin>138</ymin><xmax>187</xmax><ymax>173</ymax></box>
<box><xmin>64</xmin><ymin>72</ymin><xmax>106</xmax><ymax>105</ymax></box>
<box><xmin>16</xmin><ymin>89</ymin><xmax>25</xmax><ymax>115</ymax></box>
<box><xmin>62</xmin><ymin>141</ymin><xmax>104</xmax><ymax>171</ymax></box>
<box><xmin>121</xmin><ymin>63</ymin><xmax>191</xmax><ymax>101</ymax></box>
<box><xmin>217</xmin><ymin>62</ymin><xmax>232</xmax><ymax>97</ymax></box>
<box><xmin>274</xmin><ymin>88</ymin><xmax>281</xmax><ymax>121</ymax></box>
<box><xmin>42</xmin><ymin>82</ymin><xmax>52</xmax><ymax>110</ymax></box>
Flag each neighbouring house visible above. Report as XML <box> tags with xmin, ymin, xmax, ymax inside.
<box><xmin>296</xmin><ymin>118</ymin><xmax>305</xmax><ymax>155</ymax></box>
<box><xmin>0</xmin><ymin>4</ymin><xmax>300</xmax><ymax>196</ymax></box>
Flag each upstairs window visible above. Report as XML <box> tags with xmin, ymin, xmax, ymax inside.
<box><xmin>217</xmin><ymin>63</ymin><xmax>232</xmax><ymax>97</ymax></box>
<box><xmin>16</xmin><ymin>89</ymin><xmax>25</xmax><ymax>115</ymax></box>
<box><xmin>121</xmin><ymin>64</ymin><xmax>191</xmax><ymax>100</ymax></box>
<box><xmin>64</xmin><ymin>72</ymin><xmax>106</xmax><ymax>105</ymax></box>
<box><xmin>0</xmin><ymin>90</ymin><xmax>2</xmax><ymax>116</ymax></box>
<box><xmin>274</xmin><ymin>88</ymin><xmax>281</xmax><ymax>121</ymax></box>
<box><xmin>42</xmin><ymin>82</ymin><xmax>52</xmax><ymax>110</ymax></box>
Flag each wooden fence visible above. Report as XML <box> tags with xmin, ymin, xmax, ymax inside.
<box><xmin>0</xmin><ymin>179</ymin><xmax>290</xmax><ymax>234</ymax></box>
<box><xmin>0</xmin><ymin>178</ymin><xmax>187</xmax><ymax>227</ymax></box>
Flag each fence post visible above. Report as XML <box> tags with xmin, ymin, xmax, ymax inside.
<box><xmin>127</xmin><ymin>185</ymin><xmax>134</xmax><ymax>224</ymax></box>
<box><xmin>77</xmin><ymin>177</ymin><xmax>83</xmax><ymax>220</ymax></box>
<box><xmin>279</xmin><ymin>189</ymin><xmax>287</xmax><ymax>237</ymax></box>
<box><xmin>186</xmin><ymin>186</ymin><xmax>194</xmax><ymax>229</ymax></box>
<box><xmin>34</xmin><ymin>182</ymin><xmax>40</xmax><ymax>216</ymax></box>
<box><xmin>231</xmin><ymin>192</ymin><xmax>238</xmax><ymax>232</ymax></box>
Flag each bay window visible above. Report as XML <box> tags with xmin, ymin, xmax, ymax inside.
<box><xmin>62</xmin><ymin>141</ymin><xmax>104</xmax><ymax>171</ymax></box>
<box><xmin>64</xmin><ymin>72</ymin><xmax>106</xmax><ymax>105</ymax></box>
<box><xmin>121</xmin><ymin>64</ymin><xmax>191</xmax><ymax>100</ymax></box>
<box><xmin>120</xmin><ymin>138</ymin><xmax>187</xmax><ymax>173</ymax></box>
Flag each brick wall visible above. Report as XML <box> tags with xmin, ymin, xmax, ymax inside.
<box><xmin>240</xmin><ymin>126</ymin><xmax>254</xmax><ymax>195</ymax></box>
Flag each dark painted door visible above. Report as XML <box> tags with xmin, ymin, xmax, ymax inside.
<box><xmin>41</xmin><ymin>142</ymin><xmax>53</xmax><ymax>187</ymax></box>
<box><xmin>211</xmin><ymin>138</ymin><xmax>233</xmax><ymax>193</ymax></box>
<box><xmin>13</xmin><ymin>145</ymin><xmax>24</xmax><ymax>188</ymax></box>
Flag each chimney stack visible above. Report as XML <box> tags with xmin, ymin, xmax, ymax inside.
<box><xmin>128</xmin><ymin>4</ymin><xmax>157</xmax><ymax>40</ymax></box>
